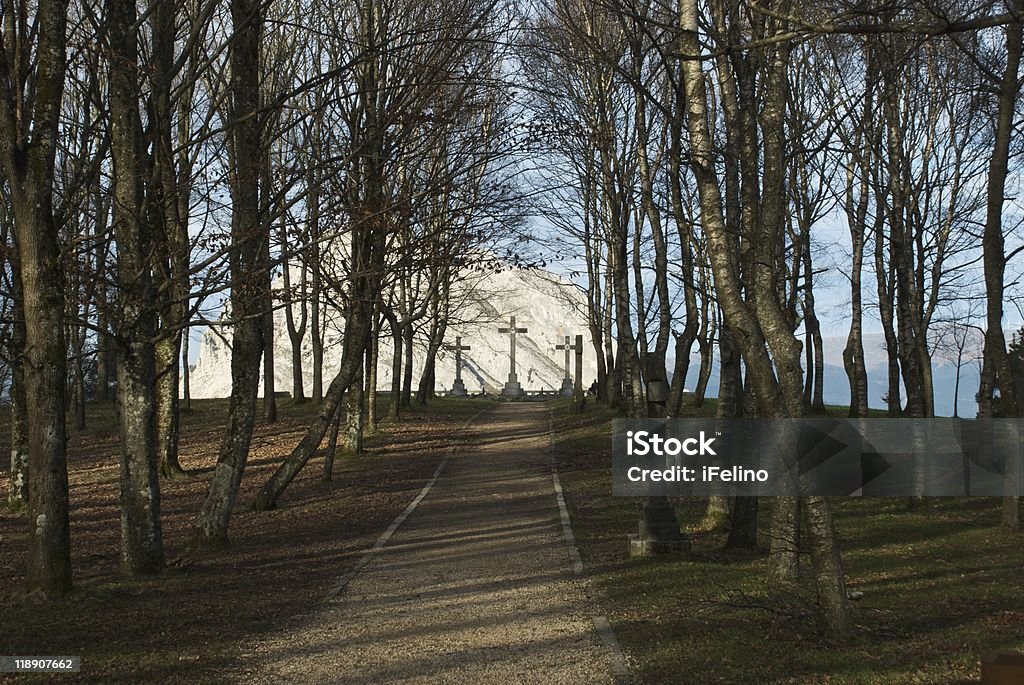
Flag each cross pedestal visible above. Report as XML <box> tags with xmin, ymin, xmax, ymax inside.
<box><xmin>444</xmin><ymin>336</ymin><xmax>472</xmax><ymax>397</ymax></box>
<box><xmin>498</xmin><ymin>315</ymin><xmax>528</xmax><ymax>397</ymax></box>
<box><xmin>627</xmin><ymin>390</ymin><xmax>690</xmax><ymax>558</ymax></box>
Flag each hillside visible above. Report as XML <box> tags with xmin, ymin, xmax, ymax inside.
<box><xmin>188</xmin><ymin>266</ymin><xmax>600</xmax><ymax>398</ymax></box>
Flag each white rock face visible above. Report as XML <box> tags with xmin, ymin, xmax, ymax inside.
<box><xmin>187</xmin><ymin>266</ymin><xmax>599</xmax><ymax>398</ymax></box>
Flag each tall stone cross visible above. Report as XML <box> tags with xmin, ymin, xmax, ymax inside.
<box><xmin>555</xmin><ymin>335</ymin><xmax>576</xmax><ymax>396</ymax></box>
<box><xmin>498</xmin><ymin>315</ymin><xmax>528</xmax><ymax>396</ymax></box>
<box><xmin>444</xmin><ymin>336</ymin><xmax>471</xmax><ymax>397</ymax></box>
<box><xmin>444</xmin><ymin>336</ymin><xmax>471</xmax><ymax>382</ymax></box>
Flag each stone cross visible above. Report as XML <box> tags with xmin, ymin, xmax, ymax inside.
<box><xmin>555</xmin><ymin>335</ymin><xmax>577</xmax><ymax>397</ymax></box>
<box><xmin>555</xmin><ymin>335</ymin><xmax>575</xmax><ymax>380</ymax></box>
<box><xmin>497</xmin><ymin>315</ymin><xmax>528</xmax><ymax>383</ymax></box>
<box><xmin>443</xmin><ymin>336</ymin><xmax>471</xmax><ymax>382</ymax></box>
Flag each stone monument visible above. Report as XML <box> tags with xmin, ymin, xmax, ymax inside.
<box><xmin>555</xmin><ymin>335</ymin><xmax>575</xmax><ymax>397</ymax></box>
<box><xmin>627</xmin><ymin>381</ymin><xmax>691</xmax><ymax>558</ymax></box>
<box><xmin>498</xmin><ymin>315</ymin><xmax>527</xmax><ymax>396</ymax></box>
<box><xmin>444</xmin><ymin>336</ymin><xmax>471</xmax><ymax>397</ymax></box>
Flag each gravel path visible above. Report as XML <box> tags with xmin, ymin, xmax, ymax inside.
<box><xmin>238</xmin><ymin>402</ymin><xmax>623</xmax><ymax>684</ymax></box>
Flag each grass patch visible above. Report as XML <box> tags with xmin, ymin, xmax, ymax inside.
<box><xmin>551</xmin><ymin>401</ymin><xmax>1024</xmax><ymax>684</ymax></box>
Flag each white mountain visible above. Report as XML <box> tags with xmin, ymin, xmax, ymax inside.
<box><xmin>187</xmin><ymin>265</ymin><xmax>600</xmax><ymax>398</ymax></box>
<box><xmin>190</xmin><ymin>262</ymin><xmax>990</xmax><ymax>416</ymax></box>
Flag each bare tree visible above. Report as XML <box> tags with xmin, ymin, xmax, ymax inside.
<box><xmin>195</xmin><ymin>0</ymin><xmax>268</xmax><ymax>546</ymax></box>
<box><xmin>0</xmin><ymin>0</ymin><xmax>74</xmax><ymax>597</ymax></box>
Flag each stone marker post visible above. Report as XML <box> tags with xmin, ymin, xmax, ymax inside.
<box><xmin>573</xmin><ymin>334</ymin><xmax>584</xmax><ymax>413</ymax></box>
<box><xmin>498</xmin><ymin>315</ymin><xmax>528</xmax><ymax>396</ymax></box>
<box><xmin>628</xmin><ymin>383</ymin><xmax>690</xmax><ymax>558</ymax></box>
<box><xmin>444</xmin><ymin>336</ymin><xmax>471</xmax><ymax>397</ymax></box>
<box><xmin>555</xmin><ymin>335</ymin><xmax>575</xmax><ymax>397</ymax></box>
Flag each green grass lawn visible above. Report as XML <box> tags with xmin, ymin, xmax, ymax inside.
<box><xmin>550</xmin><ymin>399</ymin><xmax>1024</xmax><ymax>684</ymax></box>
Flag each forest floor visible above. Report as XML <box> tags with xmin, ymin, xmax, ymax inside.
<box><xmin>551</xmin><ymin>398</ymin><xmax>1024</xmax><ymax>684</ymax></box>
<box><xmin>0</xmin><ymin>394</ymin><xmax>492</xmax><ymax>683</ymax></box>
<box><xmin>4</xmin><ymin>396</ymin><xmax>1024</xmax><ymax>684</ymax></box>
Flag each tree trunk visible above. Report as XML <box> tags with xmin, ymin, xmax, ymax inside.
<box><xmin>583</xmin><ymin>215</ymin><xmax>608</xmax><ymax>403</ymax></box>
<box><xmin>283</xmin><ymin>215</ymin><xmax>308</xmax><ymax>403</ymax></box>
<box><xmin>667</xmin><ymin>327</ymin><xmax>697</xmax><ymax>417</ymax></box>
<box><xmin>843</xmin><ymin>157</ymin><xmax>870</xmax><ymax>417</ymax></box>
<box><xmin>716</xmin><ymin>324</ymin><xmax>742</xmax><ymax>418</ymax></box>
<box><xmin>261</xmin><ymin>127</ymin><xmax>277</xmax><ymax>422</ymax></box>
<box><xmin>321</xmin><ymin>392</ymin><xmax>345</xmax><ymax>482</ymax></box>
<box><xmin>366</xmin><ymin>312</ymin><xmax>379</xmax><ymax>433</ymax></box>
<box><xmin>254</xmin><ymin>295</ymin><xmax>373</xmax><ymax>510</ymax></box>
<box><xmin>726</xmin><ymin>496</ymin><xmax>758</xmax><ymax>549</ymax></box>
<box><xmin>603</xmin><ymin>263</ymin><xmax>619</xmax><ymax>408</ymax></box>
<box><xmin>7</xmin><ymin>286</ymin><xmax>28</xmax><ymax>510</ymax></box>
<box><xmin>194</xmin><ymin>0</ymin><xmax>266</xmax><ymax>547</ymax></box>
<box><xmin>343</xmin><ymin>364</ymin><xmax>365</xmax><ymax>453</ymax></box>
<box><xmin>69</xmin><ymin>321</ymin><xmax>86</xmax><ymax>430</ymax></box>
<box><xmin>182</xmin><ymin>327</ymin><xmax>192</xmax><ymax>412</ymax></box>
<box><xmin>290</xmin><ymin>328</ymin><xmax>307</xmax><ymax>403</ymax></box>
<box><xmin>263</xmin><ymin>307</ymin><xmax>277</xmax><ymax>422</ymax></box>
<box><xmin>114</xmin><ymin>340</ymin><xmax>164</xmax><ymax>574</ymax></box>
<box><xmin>95</xmin><ymin>316</ymin><xmax>112</xmax><ymax>403</ymax></box>
<box><xmin>610</xmin><ymin>217</ymin><xmax>644</xmax><ymax>418</ymax></box>
<box><xmin>401</xmin><ymin>323</ymin><xmax>414</xmax><ymax>407</ymax></box>
<box><xmin>310</xmin><ymin>167</ymin><xmax>324</xmax><ymax>404</ymax></box>
<box><xmin>0</xmin><ymin>0</ymin><xmax>73</xmax><ymax>597</ymax></box>
<box><xmin>984</xmin><ymin>8</ymin><xmax>1024</xmax><ymax>528</ymax></box>
<box><xmin>387</xmin><ymin>312</ymin><xmax>403</xmax><ymax>419</ymax></box>
<box><xmin>802</xmin><ymin>242</ymin><xmax>825</xmax><ymax>412</ymax></box>
<box><xmin>875</xmin><ymin>211</ymin><xmax>902</xmax><ymax>416</ymax></box>
<box><xmin>150</xmin><ymin>0</ymin><xmax>189</xmax><ymax>481</ymax></box>
<box><xmin>94</xmin><ymin>227</ymin><xmax>112</xmax><ymax>404</ymax></box>
<box><xmin>416</xmin><ymin>304</ymin><xmax>446</xmax><ymax>404</ymax></box>
<box><xmin>768</xmin><ymin>496</ymin><xmax>800</xmax><ymax>586</ymax></box>
<box><xmin>692</xmin><ymin>301</ymin><xmax>715</xmax><ymax>407</ymax></box>
<box><xmin>16</xmin><ymin>207</ymin><xmax>72</xmax><ymax>595</ymax></box>
<box><xmin>108</xmin><ymin>0</ymin><xmax>165</xmax><ymax>574</ymax></box>
<box><xmin>806</xmin><ymin>496</ymin><xmax>851</xmax><ymax>639</ymax></box>
<box><xmin>155</xmin><ymin>333</ymin><xmax>187</xmax><ymax>479</ymax></box>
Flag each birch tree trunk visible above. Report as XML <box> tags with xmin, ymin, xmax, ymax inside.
<box><xmin>680</xmin><ymin>0</ymin><xmax>848</xmax><ymax>637</ymax></box>
<box><xmin>843</xmin><ymin>139</ymin><xmax>871</xmax><ymax>417</ymax></box>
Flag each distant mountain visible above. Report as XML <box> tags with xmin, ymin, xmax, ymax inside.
<box><xmin>187</xmin><ymin>266</ymin><xmax>599</xmax><ymax>398</ymax></box>
<box><xmin>671</xmin><ymin>331</ymin><xmax>984</xmax><ymax>417</ymax></box>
